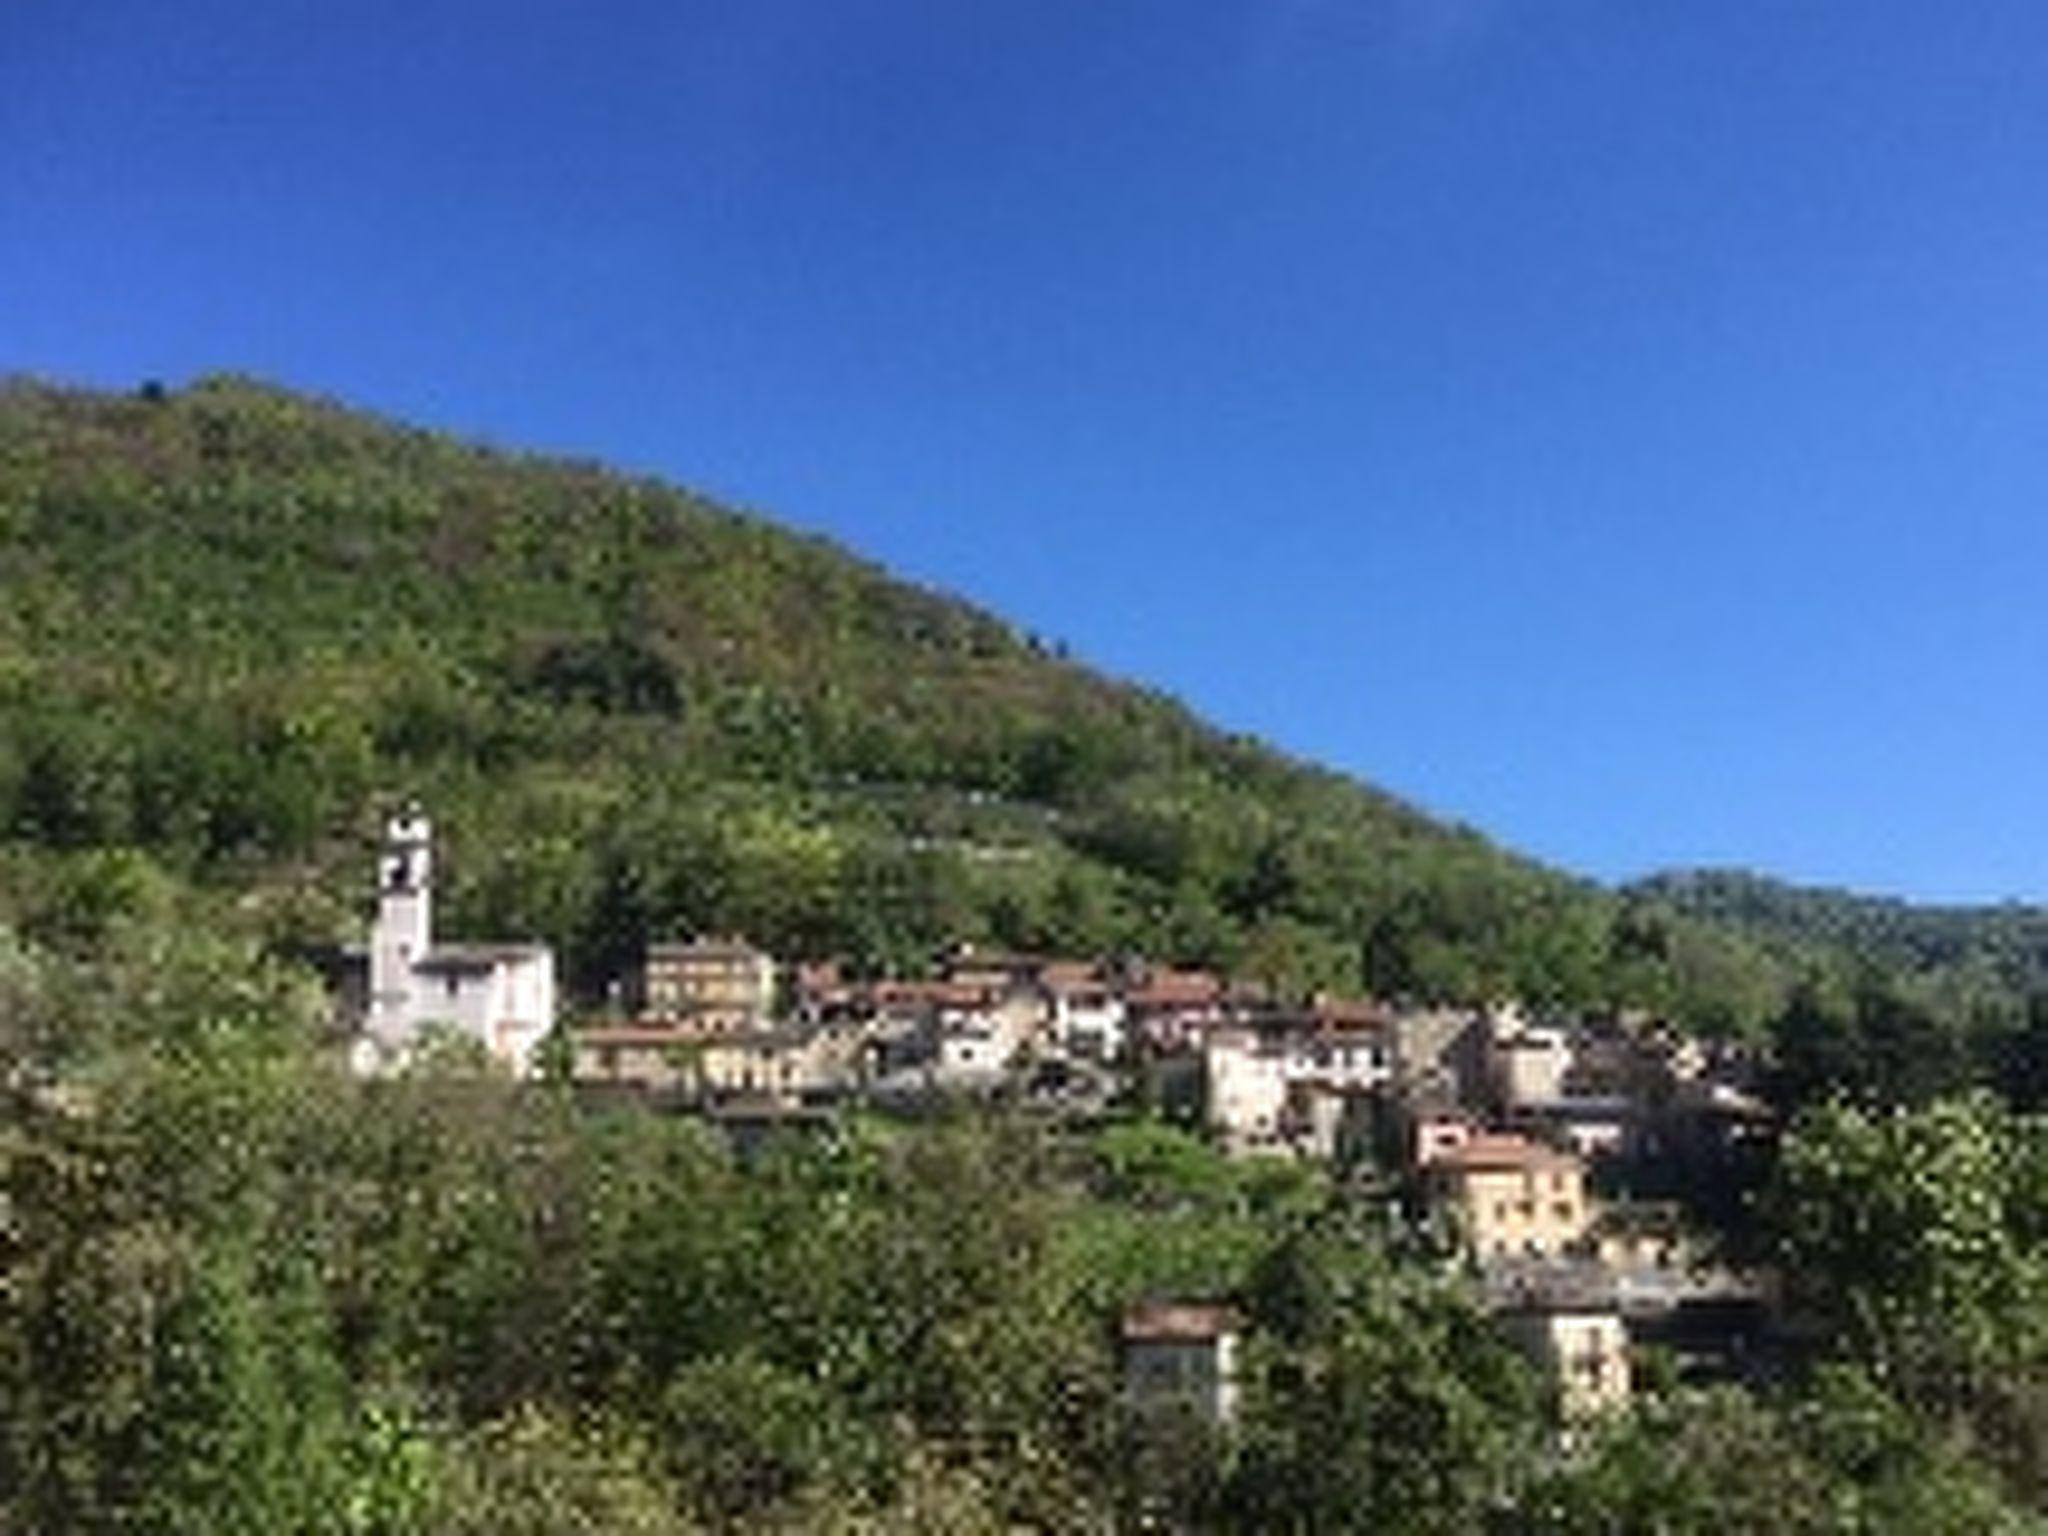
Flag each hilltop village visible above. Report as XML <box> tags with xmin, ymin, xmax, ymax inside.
<box><xmin>348</xmin><ymin>811</ymin><xmax>1776</xmax><ymax>1422</ymax></box>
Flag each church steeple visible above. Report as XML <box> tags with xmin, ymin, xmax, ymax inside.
<box><xmin>369</xmin><ymin>804</ymin><xmax>433</xmax><ymax>1027</ymax></box>
<box><xmin>381</xmin><ymin>803</ymin><xmax>432</xmax><ymax>897</ymax></box>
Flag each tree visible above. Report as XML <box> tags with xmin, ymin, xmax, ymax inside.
<box><xmin>428</xmin><ymin>1407</ymin><xmax>692</xmax><ymax>1536</ymax></box>
<box><xmin>1764</xmin><ymin>1094</ymin><xmax>2048</xmax><ymax>1406</ymax></box>
<box><xmin>1767</xmin><ymin>973</ymin><xmax>1973</xmax><ymax>1112</ymax></box>
<box><xmin>1229</xmin><ymin>1233</ymin><xmax>1540</xmax><ymax>1533</ymax></box>
<box><xmin>132</xmin><ymin>1248</ymin><xmax>357</xmax><ymax>1536</ymax></box>
<box><xmin>1519</xmin><ymin>1372</ymin><xmax>2028</xmax><ymax>1535</ymax></box>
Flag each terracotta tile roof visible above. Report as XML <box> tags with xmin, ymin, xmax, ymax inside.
<box><xmin>1040</xmin><ymin>960</ymin><xmax>1105</xmax><ymax>991</ymax></box>
<box><xmin>1429</xmin><ymin>1133</ymin><xmax>1581</xmax><ymax>1174</ymax></box>
<box><xmin>1126</xmin><ymin>970</ymin><xmax>1225</xmax><ymax>1008</ymax></box>
<box><xmin>869</xmin><ymin>978</ymin><xmax>998</xmax><ymax>1009</ymax></box>
<box><xmin>1121</xmin><ymin>1302</ymin><xmax>1241</xmax><ymax>1343</ymax></box>
<box><xmin>1307</xmin><ymin>996</ymin><xmax>1394</xmax><ymax>1030</ymax></box>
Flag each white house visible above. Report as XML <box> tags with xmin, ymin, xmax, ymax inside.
<box><xmin>1205</xmin><ymin>1012</ymin><xmax>1397</xmax><ymax>1156</ymax></box>
<box><xmin>1042</xmin><ymin>968</ymin><xmax>1129</xmax><ymax>1061</ymax></box>
<box><xmin>351</xmin><ymin>808</ymin><xmax>556</xmax><ymax>1079</ymax></box>
<box><xmin>1204</xmin><ymin>1029</ymin><xmax>1292</xmax><ymax>1152</ymax></box>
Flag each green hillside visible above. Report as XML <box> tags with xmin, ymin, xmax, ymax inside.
<box><xmin>1630</xmin><ymin>869</ymin><xmax>2048</xmax><ymax>1103</ymax></box>
<box><xmin>1630</xmin><ymin>869</ymin><xmax>2048</xmax><ymax>997</ymax></box>
<box><xmin>1</xmin><ymin>373</ymin><xmax>1787</xmax><ymax>1024</ymax></box>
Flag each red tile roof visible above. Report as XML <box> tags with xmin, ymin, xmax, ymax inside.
<box><xmin>1121</xmin><ymin>1302</ymin><xmax>1241</xmax><ymax>1342</ymax></box>
<box><xmin>1429</xmin><ymin>1133</ymin><xmax>1580</xmax><ymax>1174</ymax></box>
<box><xmin>1126</xmin><ymin>970</ymin><xmax>1225</xmax><ymax>1008</ymax></box>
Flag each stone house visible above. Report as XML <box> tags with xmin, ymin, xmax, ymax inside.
<box><xmin>1205</xmin><ymin>1006</ymin><xmax>1398</xmax><ymax>1156</ymax></box>
<box><xmin>1125</xmin><ymin>967</ymin><xmax>1230</xmax><ymax>1051</ymax></box>
<box><xmin>693</xmin><ymin>1027</ymin><xmax>856</xmax><ymax>1103</ymax></box>
<box><xmin>1204</xmin><ymin>1028</ymin><xmax>1292</xmax><ymax>1153</ymax></box>
<box><xmin>1486</xmin><ymin>1005</ymin><xmax>1573</xmax><ymax>1111</ymax></box>
<box><xmin>1121</xmin><ymin>1302</ymin><xmax>1243</xmax><ymax>1426</ymax></box>
<box><xmin>572</xmin><ymin>1020</ymin><xmax>856</xmax><ymax>1105</ymax></box>
<box><xmin>570</xmin><ymin>1022</ymin><xmax>699</xmax><ymax>1091</ymax></box>
<box><xmin>1499</xmin><ymin>1289</ymin><xmax>1632</xmax><ymax>1420</ymax></box>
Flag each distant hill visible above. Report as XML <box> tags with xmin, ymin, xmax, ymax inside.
<box><xmin>0</xmin><ymin>375</ymin><xmax>1802</xmax><ymax>1025</ymax></box>
<box><xmin>1628</xmin><ymin>868</ymin><xmax>2048</xmax><ymax>1014</ymax></box>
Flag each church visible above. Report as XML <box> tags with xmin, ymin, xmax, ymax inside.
<box><xmin>350</xmin><ymin>807</ymin><xmax>556</xmax><ymax>1078</ymax></box>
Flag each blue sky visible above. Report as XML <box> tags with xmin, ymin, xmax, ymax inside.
<box><xmin>7</xmin><ymin>2</ymin><xmax>2048</xmax><ymax>901</ymax></box>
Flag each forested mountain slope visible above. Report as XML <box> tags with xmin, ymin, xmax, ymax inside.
<box><xmin>1631</xmin><ymin>870</ymin><xmax>2048</xmax><ymax>1021</ymax></box>
<box><xmin>0</xmin><ymin>374</ymin><xmax>1785</xmax><ymax>1022</ymax></box>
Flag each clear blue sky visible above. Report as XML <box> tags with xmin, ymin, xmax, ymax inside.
<box><xmin>8</xmin><ymin>2</ymin><xmax>2047</xmax><ymax>902</ymax></box>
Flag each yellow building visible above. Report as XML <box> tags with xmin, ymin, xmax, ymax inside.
<box><xmin>1427</xmin><ymin>1133</ymin><xmax>1593</xmax><ymax>1262</ymax></box>
<box><xmin>643</xmin><ymin>937</ymin><xmax>776</xmax><ymax>1031</ymax></box>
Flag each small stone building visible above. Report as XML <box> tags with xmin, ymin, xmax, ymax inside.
<box><xmin>1499</xmin><ymin>1292</ymin><xmax>1631</xmax><ymax>1419</ymax></box>
<box><xmin>1121</xmin><ymin>1302</ymin><xmax>1243</xmax><ymax>1426</ymax></box>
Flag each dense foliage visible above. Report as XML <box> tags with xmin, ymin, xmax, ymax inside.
<box><xmin>5</xmin><ymin>920</ymin><xmax>2035</xmax><ymax>1532</ymax></box>
<box><xmin>1</xmin><ymin>911</ymin><xmax>1534</xmax><ymax>1532</ymax></box>
<box><xmin>1636</xmin><ymin>869</ymin><xmax>2048</xmax><ymax>1034</ymax></box>
<box><xmin>1636</xmin><ymin>871</ymin><xmax>2048</xmax><ymax>1115</ymax></box>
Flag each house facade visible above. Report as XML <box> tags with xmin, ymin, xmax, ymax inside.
<box><xmin>1205</xmin><ymin>1009</ymin><xmax>1396</xmax><ymax>1156</ymax></box>
<box><xmin>1121</xmin><ymin>1302</ymin><xmax>1242</xmax><ymax>1426</ymax></box>
<box><xmin>1499</xmin><ymin>1298</ymin><xmax>1632</xmax><ymax>1419</ymax></box>
<box><xmin>1428</xmin><ymin>1133</ymin><xmax>1594</xmax><ymax>1262</ymax></box>
<box><xmin>1204</xmin><ymin>1029</ymin><xmax>1292</xmax><ymax>1152</ymax></box>
<box><xmin>1043</xmin><ymin>965</ymin><xmax>1129</xmax><ymax>1061</ymax></box>
<box><xmin>1487</xmin><ymin>1006</ymin><xmax>1573</xmax><ymax>1110</ymax></box>
<box><xmin>643</xmin><ymin>937</ymin><xmax>776</xmax><ymax>1031</ymax></box>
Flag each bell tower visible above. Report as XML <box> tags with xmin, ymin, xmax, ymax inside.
<box><xmin>369</xmin><ymin>804</ymin><xmax>433</xmax><ymax>1029</ymax></box>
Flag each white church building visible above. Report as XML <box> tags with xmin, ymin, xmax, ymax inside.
<box><xmin>350</xmin><ymin>807</ymin><xmax>556</xmax><ymax>1078</ymax></box>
